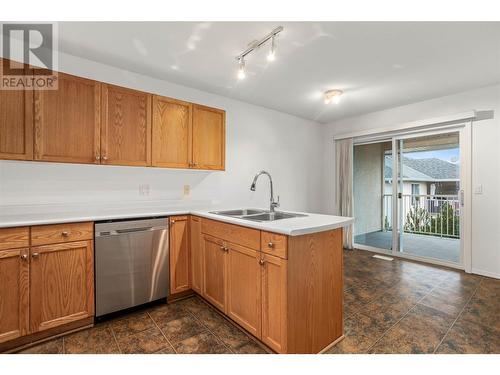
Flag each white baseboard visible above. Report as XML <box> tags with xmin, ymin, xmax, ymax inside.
<box><xmin>471</xmin><ymin>268</ymin><xmax>500</xmax><ymax>279</ymax></box>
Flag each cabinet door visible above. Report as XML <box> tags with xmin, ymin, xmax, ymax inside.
<box><xmin>192</xmin><ymin>104</ymin><xmax>225</xmax><ymax>170</ymax></box>
<box><xmin>169</xmin><ymin>216</ymin><xmax>191</xmax><ymax>294</ymax></box>
<box><xmin>152</xmin><ymin>96</ymin><xmax>192</xmax><ymax>168</ymax></box>
<box><xmin>261</xmin><ymin>253</ymin><xmax>287</xmax><ymax>353</ymax></box>
<box><xmin>226</xmin><ymin>243</ymin><xmax>261</xmax><ymax>338</ymax></box>
<box><xmin>202</xmin><ymin>234</ymin><xmax>226</xmax><ymax>312</ymax></box>
<box><xmin>30</xmin><ymin>240</ymin><xmax>94</xmax><ymax>333</ymax></box>
<box><xmin>34</xmin><ymin>73</ymin><xmax>101</xmax><ymax>164</ymax></box>
<box><xmin>101</xmin><ymin>84</ymin><xmax>151</xmax><ymax>166</ymax></box>
<box><xmin>0</xmin><ymin>248</ymin><xmax>29</xmax><ymax>343</ymax></box>
<box><xmin>0</xmin><ymin>59</ymin><xmax>33</xmax><ymax>160</ymax></box>
<box><xmin>189</xmin><ymin>216</ymin><xmax>203</xmax><ymax>294</ymax></box>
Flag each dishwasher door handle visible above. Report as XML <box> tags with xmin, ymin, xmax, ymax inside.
<box><xmin>96</xmin><ymin>226</ymin><xmax>167</xmax><ymax>237</ymax></box>
<box><xmin>115</xmin><ymin>226</ymin><xmax>153</xmax><ymax>234</ymax></box>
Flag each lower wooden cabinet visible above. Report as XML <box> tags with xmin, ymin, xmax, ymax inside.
<box><xmin>202</xmin><ymin>234</ymin><xmax>226</xmax><ymax>311</ymax></box>
<box><xmin>261</xmin><ymin>253</ymin><xmax>287</xmax><ymax>353</ymax></box>
<box><xmin>189</xmin><ymin>216</ymin><xmax>203</xmax><ymax>294</ymax></box>
<box><xmin>226</xmin><ymin>243</ymin><xmax>262</xmax><ymax>338</ymax></box>
<box><xmin>199</xmin><ymin>218</ymin><xmax>288</xmax><ymax>352</ymax></box>
<box><xmin>169</xmin><ymin>216</ymin><xmax>191</xmax><ymax>295</ymax></box>
<box><xmin>30</xmin><ymin>240</ymin><xmax>94</xmax><ymax>333</ymax></box>
<box><xmin>0</xmin><ymin>248</ymin><xmax>29</xmax><ymax>344</ymax></box>
<box><xmin>0</xmin><ymin>223</ymin><xmax>95</xmax><ymax>350</ymax></box>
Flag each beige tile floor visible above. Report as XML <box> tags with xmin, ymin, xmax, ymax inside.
<box><xmin>17</xmin><ymin>249</ymin><xmax>500</xmax><ymax>354</ymax></box>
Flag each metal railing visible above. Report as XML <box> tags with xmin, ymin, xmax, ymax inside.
<box><xmin>383</xmin><ymin>194</ymin><xmax>460</xmax><ymax>238</ymax></box>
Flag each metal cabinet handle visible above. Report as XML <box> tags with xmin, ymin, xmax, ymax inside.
<box><xmin>259</xmin><ymin>259</ymin><xmax>265</xmax><ymax>265</ymax></box>
<box><xmin>32</xmin><ymin>252</ymin><xmax>40</xmax><ymax>258</ymax></box>
<box><xmin>61</xmin><ymin>231</ymin><xmax>69</xmax><ymax>237</ymax></box>
<box><xmin>102</xmin><ymin>156</ymin><xmax>108</xmax><ymax>161</ymax></box>
<box><xmin>20</xmin><ymin>254</ymin><xmax>28</xmax><ymax>261</ymax></box>
<box><xmin>267</xmin><ymin>242</ymin><xmax>274</xmax><ymax>248</ymax></box>
<box><xmin>95</xmin><ymin>155</ymin><xmax>101</xmax><ymax>161</ymax></box>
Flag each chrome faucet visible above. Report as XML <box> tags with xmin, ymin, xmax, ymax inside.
<box><xmin>250</xmin><ymin>170</ymin><xmax>280</xmax><ymax>212</ymax></box>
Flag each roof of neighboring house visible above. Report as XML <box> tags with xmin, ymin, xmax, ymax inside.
<box><xmin>385</xmin><ymin>156</ymin><xmax>459</xmax><ymax>182</ymax></box>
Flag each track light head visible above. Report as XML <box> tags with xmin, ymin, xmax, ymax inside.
<box><xmin>237</xmin><ymin>57</ymin><xmax>246</xmax><ymax>80</ymax></box>
<box><xmin>267</xmin><ymin>36</ymin><xmax>276</xmax><ymax>62</ymax></box>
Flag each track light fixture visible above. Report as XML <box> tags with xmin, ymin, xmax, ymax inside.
<box><xmin>235</xmin><ymin>26</ymin><xmax>283</xmax><ymax>79</ymax></box>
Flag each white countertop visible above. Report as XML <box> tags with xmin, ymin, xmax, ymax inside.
<box><xmin>0</xmin><ymin>201</ymin><xmax>353</xmax><ymax>236</ymax></box>
<box><xmin>191</xmin><ymin>210</ymin><xmax>353</xmax><ymax>236</ymax></box>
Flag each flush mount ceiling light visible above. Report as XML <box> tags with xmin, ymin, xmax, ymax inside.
<box><xmin>324</xmin><ymin>89</ymin><xmax>343</xmax><ymax>104</ymax></box>
<box><xmin>235</xmin><ymin>26</ymin><xmax>283</xmax><ymax>80</ymax></box>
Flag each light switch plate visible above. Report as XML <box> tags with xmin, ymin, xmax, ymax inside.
<box><xmin>474</xmin><ymin>185</ymin><xmax>483</xmax><ymax>194</ymax></box>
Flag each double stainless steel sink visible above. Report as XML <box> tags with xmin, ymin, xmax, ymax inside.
<box><xmin>210</xmin><ymin>209</ymin><xmax>307</xmax><ymax>222</ymax></box>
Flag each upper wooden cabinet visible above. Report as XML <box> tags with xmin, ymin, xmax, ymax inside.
<box><xmin>169</xmin><ymin>216</ymin><xmax>191</xmax><ymax>295</ymax></box>
<box><xmin>0</xmin><ymin>59</ymin><xmax>226</xmax><ymax>170</ymax></box>
<box><xmin>34</xmin><ymin>73</ymin><xmax>101</xmax><ymax>164</ymax></box>
<box><xmin>0</xmin><ymin>59</ymin><xmax>33</xmax><ymax>160</ymax></box>
<box><xmin>152</xmin><ymin>96</ymin><xmax>192</xmax><ymax>168</ymax></box>
<box><xmin>101</xmin><ymin>84</ymin><xmax>152</xmax><ymax>166</ymax></box>
<box><xmin>152</xmin><ymin>98</ymin><xmax>226</xmax><ymax>170</ymax></box>
<box><xmin>192</xmin><ymin>104</ymin><xmax>225</xmax><ymax>170</ymax></box>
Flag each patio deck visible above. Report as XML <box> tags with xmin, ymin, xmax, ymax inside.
<box><xmin>354</xmin><ymin>230</ymin><xmax>460</xmax><ymax>263</ymax></box>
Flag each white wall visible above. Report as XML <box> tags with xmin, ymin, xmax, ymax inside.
<box><xmin>0</xmin><ymin>52</ymin><xmax>325</xmax><ymax>213</ymax></box>
<box><xmin>322</xmin><ymin>84</ymin><xmax>500</xmax><ymax>278</ymax></box>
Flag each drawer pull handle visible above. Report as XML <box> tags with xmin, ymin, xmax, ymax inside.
<box><xmin>20</xmin><ymin>254</ymin><xmax>28</xmax><ymax>261</ymax></box>
<box><xmin>61</xmin><ymin>231</ymin><xmax>70</xmax><ymax>237</ymax></box>
<box><xmin>32</xmin><ymin>252</ymin><xmax>39</xmax><ymax>258</ymax></box>
<box><xmin>259</xmin><ymin>259</ymin><xmax>265</xmax><ymax>265</ymax></box>
<box><xmin>267</xmin><ymin>242</ymin><xmax>274</xmax><ymax>248</ymax></box>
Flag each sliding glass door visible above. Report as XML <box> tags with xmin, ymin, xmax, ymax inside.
<box><xmin>353</xmin><ymin>128</ymin><xmax>464</xmax><ymax>267</ymax></box>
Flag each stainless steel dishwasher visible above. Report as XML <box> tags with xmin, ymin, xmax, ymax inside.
<box><xmin>95</xmin><ymin>218</ymin><xmax>169</xmax><ymax>317</ymax></box>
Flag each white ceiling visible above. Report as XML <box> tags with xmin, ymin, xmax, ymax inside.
<box><xmin>57</xmin><ymin>22</ymin><xmax>500</xmax><ymax>123</ymax></box>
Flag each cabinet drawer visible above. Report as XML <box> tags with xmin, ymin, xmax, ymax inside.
<box><xmin>261</xmin><ymin>231</ymin><xmax>288</xmax><ymax>259</ymax></box>
<box><xmin>31</xmin><ymin>222</ymin><xmax>94</xmax><ymax>246</ymax></box>
<box><xmin>0</xmin><ymin>227</ymin><xmax>29</xmax><ymax>250</ymax></box>
<box><xmin>201</xmin><ymin>218</ymin><xmax>260</xmax><ymax>250</ymax></box>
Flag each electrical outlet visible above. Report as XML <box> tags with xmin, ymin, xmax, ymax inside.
<box><xmin>139</xmin><ymin>184</ymin><xmax>150</xmax><ymax>196</ymax></box>
<box><xmin>183</xmin><ymin>185</ymin><xmax>190</xmax><ymax>196</ymax></box>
